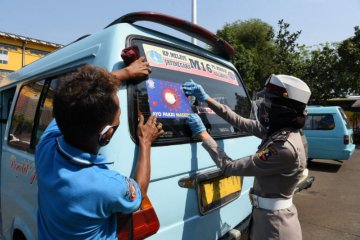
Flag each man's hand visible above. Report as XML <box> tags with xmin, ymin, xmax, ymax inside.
<box><xmin>125</xmin><ymin>57</ymin><xmax>152</xmax><ymax>81</ymax></box>
<box><xmin>182</xmin><ymin>80</ymin><xmax>209</xmax><ymax>102</ymax></box>
<box><xmin>137</xmin><ymin>114</ymin><xmax>164</xmax><ymax>146</ymax></box>
<box><xmin>112</xmin><ymin>57</ymin><xmax>152</xmax><ymax>83</ymax></box>
<box><xmin>186</xmin><ymin>114</ymin><xmax>210</xmax><ymax>140</ymax></box>
<box><xmin>134</xmin><ymin>114</ymin><xmax>164</xmax><ymax>197</ymax></box>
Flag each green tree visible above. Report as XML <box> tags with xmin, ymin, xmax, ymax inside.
<box><xmin>216</xmin><ymin>19</ymin><xmax>276</xmax><ymax>94</ymax></box>
<box><xmin>301</xmin><ymin>44</ymin><xmax>341</xmax><ymax>105</ymax></box>
<box><xmin>337</xmin><ymin>26</ymin><xmax>360</xmax><ymax>95</ymax></box>
<box><xmin>216</xmin><ymin>18</ymin><xmax>360</xmax><ymax>104</ymax></box>
<box><xmin>272</xmin><ymin>19</ymin><xmax>305</xmax><ymax>76</ymax></box>
<box><xmin>301</xmin><ymin>27</ymin><xmax>360</xmax><ymax>104</ymax></box>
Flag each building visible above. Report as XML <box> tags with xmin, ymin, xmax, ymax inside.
<box><xmin>0</xmin><ymin>31</ymin><xmax>62</xmax><ymax>79</ymax></box>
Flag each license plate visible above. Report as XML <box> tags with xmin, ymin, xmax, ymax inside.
<box><xmin>196</xmin><ymin>173</ymin><xmax>242</xmax><ymax>215</ymax></box>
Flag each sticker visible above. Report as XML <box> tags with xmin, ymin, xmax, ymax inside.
<box><xmin>257</xmin><ymin>146</ymin><xmax>278</xmax><ymax>161</ymax></box>
<box><xmin>146</xmin><ymin>78</ymin><xmax>192</xmax><ymax>119</ymax></box>
<box><xmin>126</xmin><ymin>178</ymin><xmax>137</xmax><ymax>201</ymax></box>
<box><xmin>143</xmin><ymin>44</ymin><xmax>239</xmax><ymax>86</ymax></box>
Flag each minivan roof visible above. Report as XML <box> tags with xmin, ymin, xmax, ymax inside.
<box><xmin>0</xmin><ymin>12</ymin><xmax>235</xmax><ymax>93</ymax></box>
<box><xmin>307</xmin><ymin>106</ymin><xmax>341</xmax><ymax>113</ymax></box>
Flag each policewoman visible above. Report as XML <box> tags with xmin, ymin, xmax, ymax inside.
<box><xmin>183</xmin><ymin>74</ymin><xmax>311</xmax><ymax>240</ymax></box>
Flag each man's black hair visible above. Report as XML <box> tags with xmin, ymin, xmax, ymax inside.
<box><xmin>53</xmin><ymin>65</ymin><xmax>119</xmax><ymax>144</ymax></box>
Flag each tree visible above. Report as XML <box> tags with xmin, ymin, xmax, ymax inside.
<box><xmin>216</xmin><ymin>19</ymin><xmax>276</xmax><ymax>95</ymax></box>
<box><xmin>216</xmin><ymin>18</ymin><xmax>359</xmax><ymax>104</ymax></box>
<box><xmin>337</xmin><ymin>26</ymin><xmax>360</xmax><ymax>95</ymax></box>
<box><xmin>301</xmin><ymin>44</ymin><xmax>341</xmax><ymax>105</ymax></box>
<box><xmin>302</xmin><ymin>26</ymin><xmax>360</xmax><ymax>104</ymax></box>
<box><xmin>272</xmin><ymin>19</ymin><xmax>305</xmax><ymax>77</ymax></box>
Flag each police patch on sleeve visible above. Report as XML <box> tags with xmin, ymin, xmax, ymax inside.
<box><xmin>125</xmin><ymin>177</ymin><xmax>137</xmax><ymax>201</ymax></box>
<box><xmin>257</xmin><ymin>146</ymin><xmax>278</xmax><ymax>161</ymax></box>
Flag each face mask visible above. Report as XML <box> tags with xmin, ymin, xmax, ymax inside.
<box><xmin>98</xmin><ymin>124</ymin><xmax>119</xmax><ymax>147</ymax></box>
<box><xmin>254</xmin><ymin>96</ymin><xmax>271</xmax><ymax>128</ymax></box>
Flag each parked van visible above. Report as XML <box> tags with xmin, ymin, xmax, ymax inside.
<box><xmin>0</xmin><ymin>12</ymin><xmax>262</xmax><ymax>240</ymax></box>
<box><xmin>304</xmin><ymin>106</ymin><xmax>355</xmax><ymax>160</ymax></box>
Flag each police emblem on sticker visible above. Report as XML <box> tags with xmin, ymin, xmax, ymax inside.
<box><xmin>257</xmin><ymin>146</ymin><xmax>277</xmax><ymax>161</ymax></box>
<box><xmin>125</xmin><ymin>178</ymin><xmax>137</xmax><ymax>201</ymax></box>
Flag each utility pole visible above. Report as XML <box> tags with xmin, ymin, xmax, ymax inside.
<box><xmin>192</xmin><ymin>0</ymin><xmax>197</xmax><ymax>45</ymax></box>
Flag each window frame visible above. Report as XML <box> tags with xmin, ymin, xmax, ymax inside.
<box><xmin>6</xmin><ymin>66</ymin><xmax>80</xmax><ymax>152</ymax></box>
<box><xmin>126</xmin><ymin>35</ymin><xmax>253</xmax><ymax>146</ymax></box>
<box><xmin>304</xmin><ymin>113</ymin><xmax>336</xmax><ymax>131</ymax></box>
<box><xmin>8</xmin><ymin>79</ymin><xmax>48</xmax><ymax>152</ymax></box>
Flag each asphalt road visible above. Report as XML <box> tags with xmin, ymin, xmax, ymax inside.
<box><xmin>294</xmin><ymin>147</ymin><xmax>360</xmax><ymax>240</ymax></box>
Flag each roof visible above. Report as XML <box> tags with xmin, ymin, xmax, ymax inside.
<box><xmin>352</xmin><ymin>99</ymin><xmax>360</xmax><ymax>108</ymax></box>
<box><xmin>0</xmin><ymin>31</ymin><xmax>63</xmax><ymax>48</ymax></box>
<box><xmin>306</xmin><ymin>106</ymin><xmax>341</xmax><ymax>114</ymax></box>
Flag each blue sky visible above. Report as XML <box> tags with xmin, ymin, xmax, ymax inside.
<box><xmin>1</xmin><ymin>0</ymin><xmax>359</xmax><ymax>47</ymax></box>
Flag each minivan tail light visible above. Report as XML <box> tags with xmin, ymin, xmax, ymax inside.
<box><xmin>344</xmin><ymin>135</ymin><xmax>350</xmax><ymax>144</ymax></box>
<box><xmin>117</xmin><ymin>196</ymin><xmax>160</xmax><ymax>240</ymax></box>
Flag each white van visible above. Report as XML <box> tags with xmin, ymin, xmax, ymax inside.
<box><xmin>0</xmin><ymin>12</ymin><xmax>263</xmax><ymax>240</ymax></box>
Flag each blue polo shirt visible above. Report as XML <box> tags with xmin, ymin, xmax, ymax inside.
<box><xmin>35</xmin><ymin>119</ymin><xmax>142</xmax><ymax>240</ymax></box>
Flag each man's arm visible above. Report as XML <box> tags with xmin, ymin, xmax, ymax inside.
<box><xmin>134</xmin><ymin>114</ymin><xmax>164</xmax><ymax>197</ymax></box>
<box><xmin>111</xmin><ymin>57</ymin><xmax>151</xmax><ymax>83</ymax></box>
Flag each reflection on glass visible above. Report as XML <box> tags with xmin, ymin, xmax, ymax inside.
<box><xmin>9</xmin><ymin>81</ymin><xmax>44</xmax><ymax>150</ymax></box>
<box><xmin>130</xmin><ymin>39</ymin><xmax>252</xmax><ymax>142</ymax></box>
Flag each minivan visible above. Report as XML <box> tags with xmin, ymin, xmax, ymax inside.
<box><xmin>0</xmin><ymin>12</ymin><xmax>262</xmax><ymax>240</ymax></box>
<box><xmin>304</xmin><ymin>106</ymin><xmax>355</xmax><ymax>160</ymax></box>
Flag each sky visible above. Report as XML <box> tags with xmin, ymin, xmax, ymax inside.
<box><xmin>1</xmin><ymin>0</ymin><xmax>359</xmax><ymax>47</ymax></box>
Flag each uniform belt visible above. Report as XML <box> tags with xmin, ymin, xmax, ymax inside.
<box><xmin>249</xmin><ymin>193</ymin><xmax>293</xmax><ymax>211</ymax></box>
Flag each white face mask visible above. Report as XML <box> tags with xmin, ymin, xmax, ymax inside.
<box><xmin>98</xmin><ymin>124</ymin><xmax>119</xmax><ymax>146</ymax></box>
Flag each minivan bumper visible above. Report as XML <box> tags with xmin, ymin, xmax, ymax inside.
<box><xmin>343</xmin><ymin>144</ymin><xmax>356</xmax><ymax>160</ymax></box>
<box><xmin>218</xmin><ymin>215</ymin><xmax>251</xmax><ymax>240</ymax></box>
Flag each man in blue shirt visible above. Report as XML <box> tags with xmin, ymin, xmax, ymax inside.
<box><xmin>35</xmin><ymin>57</ymin><xmax>164</xmax><ymax>240</ymax></box>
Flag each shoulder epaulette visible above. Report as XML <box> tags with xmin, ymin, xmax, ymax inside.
<box><xmin>270</xmin><ymin>129</ymin><xmax>291</xmax><ymax>142</ymax></box>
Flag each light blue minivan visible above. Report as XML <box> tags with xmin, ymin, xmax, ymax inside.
<box><xmin>0</xmin><ymin>12</ymin><xmax>261</xmax><ymax>240</ymax></box>
<box><xmin>304</xmin><ymin>106</ymin><xmax>355</xmax><ymax>160</ymax></box>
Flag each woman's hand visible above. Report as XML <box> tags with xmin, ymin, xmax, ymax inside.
<box><xmin>186</xmin><ymin>114</ymin><xmax>210</xmax><ymax>140</ymax></box>
<box><xmin>182</xmin><ymin>80</ymin><xmax>209</xmax><ymax>102</ymax></box>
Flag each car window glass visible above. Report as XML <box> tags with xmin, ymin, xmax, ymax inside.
<box><xmin>339</xmin><ymin>108</ymin><xmax>352</xmax><ymax>129</ymax></box>
<box><xmin>307</xmin><ymin>114</ymin><xmax>335</xmax><ymax>130</ymax></box>
<box><xmin>9</xmin><ymin>81</ymin><xmax>45</xmax><ymax>150</ymax></box>
<box><xmin>304</xmin><ymin>115</ymin><xmax>312</xmax><ymax>130</ymax></box>
<box><xmin>34</xmin><ymin>79</ymin><xmax>57</xmax><ymax>145</ymax></box>
<box><xmin>129</xmin><ymin>39</ymin><xmax>252</xmax><ymax>144</ymax></box>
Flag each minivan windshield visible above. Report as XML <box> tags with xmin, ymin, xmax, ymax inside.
<box><xmin>128</xmin><ymin>39</ymin><xmax>252</xmax><ymax>144</ymax></box>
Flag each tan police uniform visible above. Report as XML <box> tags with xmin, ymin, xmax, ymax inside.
<box><xmin>201</xmin><ymin>99</ymin><xmax>307</xmax><ymax>240</ymax></box>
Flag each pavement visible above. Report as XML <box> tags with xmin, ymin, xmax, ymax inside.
<box><xmin>294</xmin><ymin>146</ymin><xmax>360</xmax><ymax>240</ymax></box>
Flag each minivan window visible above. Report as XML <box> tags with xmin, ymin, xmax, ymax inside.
<box><xmin>8</xmin><ymin>81</ymin><xmax>45</xmax><ymax>150</ymax></box>
<box><xmin>304</xmin><ymin>114</ymin><xmax>335</xmax><ymax>130</ymax></box>
<box><xmin>129</xmin><ymin>39</ymin><xmax>252</xmax><ymax>144</ymax></box>
<box><xmin>34</xmin><ymin>79</ymin><xmax>56</xmax><ymax>145</ymax></box>
<box><xmin>339</xmin><ymin>108</ymin><xmax>352</xmax><ymax>129</ymax></box>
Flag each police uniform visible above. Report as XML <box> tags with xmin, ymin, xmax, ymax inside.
<box><xmin>202</xmin><ymin>99</ymin><xmax>307</xmax><ymax>240</ymax></box>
